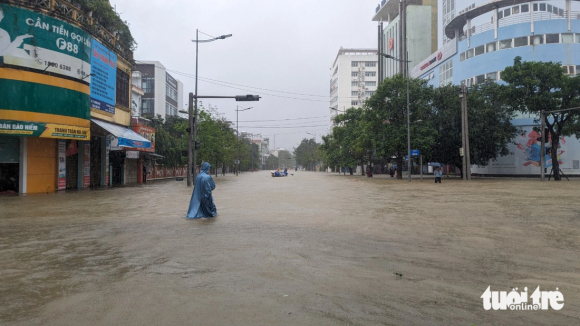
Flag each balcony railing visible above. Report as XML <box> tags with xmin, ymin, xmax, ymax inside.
<box><xmin>13</xmin><ymin>0</ymin><xmax>133</xmax><ymax>61</ymax></box>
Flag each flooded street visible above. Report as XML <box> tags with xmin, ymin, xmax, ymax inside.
<box><xmin>1</xmin><ymin>171</ymin><xmax>579</xmax><ymax>325</ymax></box>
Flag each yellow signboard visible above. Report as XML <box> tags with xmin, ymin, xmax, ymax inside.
<box><xmin>0</xmin><ymin>120</ymin><xmax>90</xmax><ymax>140</ymax></box>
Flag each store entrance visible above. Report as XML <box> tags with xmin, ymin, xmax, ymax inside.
<box><xmin>0</xmin><ymin>136</ymin><xmax>20</xmax><ymax>195</ymax></box>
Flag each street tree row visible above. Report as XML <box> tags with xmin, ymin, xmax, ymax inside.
<box><xmin>321</xmin><ymin>57</ymin><xmax>580</xmax><ymax>180</ymax></box>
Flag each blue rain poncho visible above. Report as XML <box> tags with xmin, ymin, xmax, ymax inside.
<box><xmin>186</xmin><ymin>162</ymin><xmax>217</xmax><ymax>219</ymax></box>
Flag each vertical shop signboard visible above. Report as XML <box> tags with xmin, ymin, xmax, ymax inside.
<box><xmin>83</xmin><ymin>143</ymin><xmax>90</xmax><ymax>187</ymax></box>
<box><xmin>105</xmin><ymin>138</ymin><xmax>110</xmax><ymax>186</ymax></box>
<box><xmin>58</xmin><ymin>140</ymin><xmax>66</xmax><ymax>190</ymax></box>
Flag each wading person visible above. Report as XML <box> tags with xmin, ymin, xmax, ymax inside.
<box><xmin>434</xmin><ymin>167</ymin><xmax>442</xmax><ymax>184</ymax></box>
<box><xmin>186</xmin><ymin>162</ymin><xmax>217</xmax><ymax>219</ymax></box>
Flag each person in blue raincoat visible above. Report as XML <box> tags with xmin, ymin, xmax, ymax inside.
<box><xmin>186</xmin><ymin>162</ymin><xmax>217</xmax><ymax>219</ymax></box>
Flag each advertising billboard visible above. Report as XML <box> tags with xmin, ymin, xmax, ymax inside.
<box><xmin>90</xmin><ymin>39</ymin><xmax>117</xmax><ymax>115</ymax></box>
<box><xmin>0</xmin><ymin>4</ymin><xmax>92</xmax><ymax>81</ymax></box>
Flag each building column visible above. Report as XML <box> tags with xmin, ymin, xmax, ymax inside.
<box><xmin>531</xmin><ymin>1</ymin><xmax>535</xmax><ymax>34</ymax></box>
<box><xmin>567</xmin><ymin>0</ymin><xmax>572</xmax><ymax>32</ymax></box>
<box><xmin>19</xmin><ymin>137</ymin><xmax>27</xmax><ymax>194</ymax></box>
<box><xmin>137</xmin><ymin>155</ymin><xmax>143</xmax><ymax>185</ymax></box>
<box><xmin>77</xmin><ymin>141</ymin><xmax>84</xmax><ymax>189</ymax></box>
<box><xmin>467</xmin><ymin>18</ymin><xmax>471</xmax><ymax>48</ymax></box>
<box><xmin>494</xmin><ymin>7</ymin><xmax>498</xmax><ymax>39</ymax></box>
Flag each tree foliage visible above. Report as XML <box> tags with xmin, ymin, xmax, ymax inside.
<box><xmin>502</xmin><ymin>57</ymin><xmax>580</xmax><ymax>180</ymax></box>
<box><xmin>294</xmin><ymin>138</ymin><xmax>320</xmax><ymax>171</ymax></box>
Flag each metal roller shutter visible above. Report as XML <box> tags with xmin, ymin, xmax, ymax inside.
<box><xmin>0</xmin><ymin>136</ymin><xmax>20</xmax><ymax>163</ymax></box>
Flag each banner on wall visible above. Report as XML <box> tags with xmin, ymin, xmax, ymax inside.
<box><xmin>83</xmin><ymin>143</ymin><xmax>90</xmax><ymax>187</ymax></box>
<box><xmin>0</xmin><ymin>120</ymin><xmax>90</xmax><ymax>140</ymax></box>
<box><xmin>0</xmin><ymin>4</ymin><xmax>92</xmax><ymax>81</ymax></box>
<box><xmin>90</xmin><ymin>39</ymin><xmax>117</xmax><ymax>115</ymax></box>
<box><xmin>58</xmin><ymin>140</ymin><xmax>66</xmax><ymax>190</ymax></box>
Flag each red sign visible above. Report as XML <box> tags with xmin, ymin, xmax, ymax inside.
<box><xmin>388</xmin><ymin>38</ymin><xmax>394</xmax><ymax>50</ymax></box>
<box><xmin>437</xmin><ymin>52</ymin><xmax>443</xmax><ymax>60</ymax></box>
<box><xmin>130</xmin><ymin>118</ymin><xmax>156</xmax><ymax>153</ymax></box>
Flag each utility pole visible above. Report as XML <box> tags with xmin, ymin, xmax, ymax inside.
<box><xmin>464</xmin><ymin>85</ymin><xmax>471</xmax><ymax>180</ymax></box>
<box><xmin>187</xmin><ymin>92</ymin><xmax>194</xmax><ymax>187</ymax></box>
<box><xmin>460</xmin><ymin>84</ymin><xmax>468</xmax><ymax>180</ymax></box>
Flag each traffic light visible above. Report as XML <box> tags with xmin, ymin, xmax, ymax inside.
<box><xmin>235</xmin><ymin>94</ymin><xmax>260</xmax><ymax>101</ymax></box>
<box><xmin>194</xmin><ymin>141</ymin><xmax>200</xmax><ymax>150</ymax></box>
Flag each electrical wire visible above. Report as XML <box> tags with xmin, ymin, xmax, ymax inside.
<box><xmin>238</xmin><ymin>116</ymin><xmax>329</xmax><ymax>122</ymax></box>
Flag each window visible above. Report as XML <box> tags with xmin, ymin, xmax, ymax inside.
<box><xmin>547</xmin><ymin>4</ymin><xmax>552</xmax><ymax>13</ymax></box>
<box><xmin>351</xmin><ymin>91</ymin><xmax>358</xmax><ymax>96</ymax></box>
<box><xmin>142</xmin><ymin>99</ymin><xmax>154</xmax><ymax>116</ymax></box>
<box><xmin>166</xmin><ymin>84</ymin><xmax>178</xmax><ymax>101</ymax></box>
<box><xmin>475</xmin><ymin>75</ymin><xmax>485</xmax><ymax>84</ymax></box>
<box><xmin>365</xmin><ymin>72</ymin><xmax>376</xmax><ymax>77</ymax></box>
<box><xmin>460</xmin><ymin>52</ymin><xmax>466</xmax><ymax>61</ymax></box>
<box><xmin>532</xmin><ymin>35</ymin><xmax>544</xmax><ymax>45</ymax></box>
<box><xmin>576</xmin><ymin>65</ymin><xmax>580</xmax><ymax>75</ymax></box>
<box><xmin>474</xmin><ymin>45</ymin><xmax>485</xmax><ymax>56</ymax></box>
<box><xmin>142</xmin><ymin>78</ymin><xmax>155</xmax><ymax>93</ymax></box>
<box><xmin>365</xmin><ymin>61</ymin><xmax>376</xmax><ymax>67</ymax></box>
<box><xmin>165</xmin><ymin>102</ymin><xmax>177</xmax><ymax>116</ymax></box>
<box><xmin>504</xmin><ymin>9</ymin><xmax>511</xmax><ymax>17</ymax></box>
<box><xmin>486</xmin><ymin>41</ymin><xmax>497</xmax><ymax>52</ymax></box>
<box><xmin>498</xmin><ymin>11</ymin><xmax>503</xmax><ymax>19</ymax></box>
<box><xmin>533</xmin><ymin>4</ymin><xmax>538</xmax><ymax>12</ymax></box>
<box><xmin>521</xmin><ymin>4</ymin><xmax>529</xmax><ymax>13</ymax></box>
<box><xmin>466</xmin><ymin>48</ymin><xmax>474</xmax><ymax>59</ymax></box>
<box><xmin>540</xmin><ymin>3</ymin><xmax>546</xmax><ymax>11</ymax></box>
<box><xmin>487</xmin><ymin>72</ymin><xmax>498</xmax><ymax>81</ymax></box>
<box><xmin>499</xmin><ymin>39</ymin><xmax>512</xmax><ymax>49</ymax></box>
<box><xmin>351</xmin><ymin>61</ymin><xmax>358</xmax><ymax>67</ymax></box>
<box><xmin>545</xmin><ymin>34</ymin><xmax>559</xmax><ymax>43</ymax></box>
<box><xmin>559</xmin><ymin>8</ymin><xmax>564</xmax><ymax>16</ymax></box>
<box><xmin>562</xmin><ymin>66</ymin><xmax>569</xmax><ymax>74</ymax></box>
<box><xmin>116</xmin><ymin>68</ymin><xmax>130</xmax><ymax>108</ymax></box>
<box><xmin>562</xmin><ymin>34</ymin><xmax>574</xmax><ymax>43</ymax></box>
<box><xmin>576</xmin><ymin>35</ymin><xmax>580</xmax><ymax>43</ymax></box>
<box><xmin>351</xmin><ymin>81</ymin><xmax>359</xmax><ymax>87</ymax></box>
<box><xmin>365</xmin><ymin>91</ymin><xmax>375</xmax><ymax>97</ymax></box>
<box><xmin>512</xmin><ymin>6</ymin><xmax>520</xmax><ymax>15</ymax></box>
<box><xmin>514</xmin><ymin>36</ymin><xmax>528</xmax><ymax>47</ymax></box>
<box><xmin>365</xmin><ymin>81</ymin><xmax>376</xmax><ymax>87</ymax></box>
<box><xmin>352</xmin><ymin>72</ymin><xmax>358</xmax><ymax>77</ymax></box>
<box><xmin>439</xmin><ymin>60</ymin><xmax>453</xmax><ymax>86</ymax></box>
<box><xmin>351</xmin><ymin>101</ymin><xmax>359</xmax><ymax>106</ymax></box>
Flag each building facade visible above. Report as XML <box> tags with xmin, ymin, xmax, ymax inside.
<box><xmin>412</xmin><ymin>0</ymin><xmax>580</xmax><ymax>176</ymax></box>
<box><xmin>373</xmin><ymin>0</ymin><xmax>439</xmax><ymax>79</ymax></box>
<box><xmin>134</xmin><ymin>61</ymin><xmax>184</xmax><ymax>120</ymax></box>
<box><xmin>0</xmin><ymin>0</ymin><xmax>151</xmax><ymax>194</ymax></box>
<box><xmin>329</xmin><ymin>48</ymin><xmax>378</xmax><ymax>125</ymax></box>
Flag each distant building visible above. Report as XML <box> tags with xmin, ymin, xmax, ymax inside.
<box><xmin>329</xmin><ymin>48</ymin><xmax>378</xmax><ymax>126</ymax></box>
<box><xmin>134</xmin><ymin>61</ymin><xmax>184</xmax><ymax>120</ymax></box>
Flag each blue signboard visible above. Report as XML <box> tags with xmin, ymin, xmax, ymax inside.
<box><xmin>411</xmin><ymin>149</ymin><xmax>420</xmax><ymax>156</ymax></box>
<box><xmin>90</xmin><ymin>39</ymin><xmax>117</xmax><ymax>115</ymax></box>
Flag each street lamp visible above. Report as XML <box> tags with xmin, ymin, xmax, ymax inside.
<box><xmin>236</xmin><ymin>105</ymin><xmax>252</xmax><ymax>176</ymax></box>
<box><xmin>187</xmin><ymin>30</ymin><xmax>232</xmax><ymax>187</ymax></box>
<box><xmin>380</xmin><ymin>53</ymin><xmax>412</xmax><ymax>182</ymax></box>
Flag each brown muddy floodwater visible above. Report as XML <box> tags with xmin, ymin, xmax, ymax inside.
<box><xmin>0</xmin><ymin>171</ymin><xmax>579</xmax><ymax>325</ymax></box>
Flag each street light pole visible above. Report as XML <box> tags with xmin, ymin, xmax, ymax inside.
<box><xmin>188</xmin><ymin>30</ymin><xmax>232</xmax><ymax>187</ymax></box>
<box><xmin>236</xmin><ymin>106</ymin><xmax>252</xmax><ymax>176</ymax></box>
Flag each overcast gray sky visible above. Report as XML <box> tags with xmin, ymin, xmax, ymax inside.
<box><xmin>113</xmin><ymin>0</ymin><xmax>378</xmax><ymax>151</ymax></box>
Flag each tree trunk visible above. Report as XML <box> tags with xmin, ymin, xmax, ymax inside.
<box><xmin>349</xmin><ymin>167</ymin><xmax>354</xmax><ymax>175</ymax></box>
<box><xmin>397</xmin><ymin>158</ymin><xmax>403</xmax><ymax>179</ymax></box>
<box><xmin>550</xmin><ymin>133</ymin><xmax>561</xmax><ymax>181</ymax></box>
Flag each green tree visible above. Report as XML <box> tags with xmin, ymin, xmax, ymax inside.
<box><xmin>294</xmin><ymin>138</ymin><xmax>320</xmax><ymax>171</ymax></box>
<box><xmin>365</xmin><ymin>74</ymin><xmax>437</xmax><ymax>178</ymax></box>
<box><xmin>431</xmin><ymin>82</ymin><xmax>519</xmax><ymax>174</ymax></box>
<box><xmin>502</xmin><ymin>57</ymin><xmax>580</xmax><ymax>180</ymax></box>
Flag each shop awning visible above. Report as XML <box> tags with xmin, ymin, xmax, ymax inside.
<box><xmin>91</xmin><ymin>119</ymin><xmax>151</xmax><ymax>149</ymax></box>
<box><xmin>144</xmin><ymin>153</ymin><xmax>164</xmax><ymax>160</ymax></box>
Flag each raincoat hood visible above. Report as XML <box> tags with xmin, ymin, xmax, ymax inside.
<box><xmin>201</xmin><ymin>162</ymin><xmax>211</xmax><ymax>174</ymax></box>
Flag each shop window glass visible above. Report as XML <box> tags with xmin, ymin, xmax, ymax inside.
<box><xmin>514</xmin><ymin>36</ymin><xmax>528</xmax><ymax>47</ymax></box>
<box><xmin>521</xmin><ymin>4</ymin><xmax>529</xmax><ymax>13</ymax></box>
<box><xmin>499</xmin><ymin>39</ymin><xmax>512</xmax><ymax>49</ymax></box>
<box><xmin>512</xmin><ymin>6</ymin><xmax>520</xmax><ymax>15</ymax></box>
<box><xmin>532</xmin><ymin>35</ymin><xmax>544</xmax><ymax>45</ymax></box>
<box><xmin>475</xmin><ymin>45</ymin><xmax>485</xmax><ymax>56</ymax></box>
<box><xmin>486</xmin><ymin>42</ymin><xmax>496</xmax><ymax>52</ymax></box>
<box><xmin>562</xmin><ymin>34</ymin><xmax>574</xmax><ymax>43</ymax></box>
<box><xmin>545</xmin><ymin>34</ymin><xmax>559</xmax><ymax>43</ymax></box>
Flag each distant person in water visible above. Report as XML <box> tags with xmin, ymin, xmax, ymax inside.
<box><xmin>186</xmin><ymin>162</ymin><xmax>217</xmax><ymax>219</ymax></box>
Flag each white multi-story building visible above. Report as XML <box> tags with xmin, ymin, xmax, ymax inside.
<box><xmin>329</xmin><ymin>48</ymin><xmax>378</xmax><ymax>125</ymax></box>
<box><xmin>134</xmin><ymin>61</ymin><xmax>184</xmax><ymax>120</ymax></box>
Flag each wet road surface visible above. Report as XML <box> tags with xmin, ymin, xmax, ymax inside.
<box><xmin>1</xmin><ymin>171</ymin><xmax>579</xmax><ymax>325</ymax></box>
